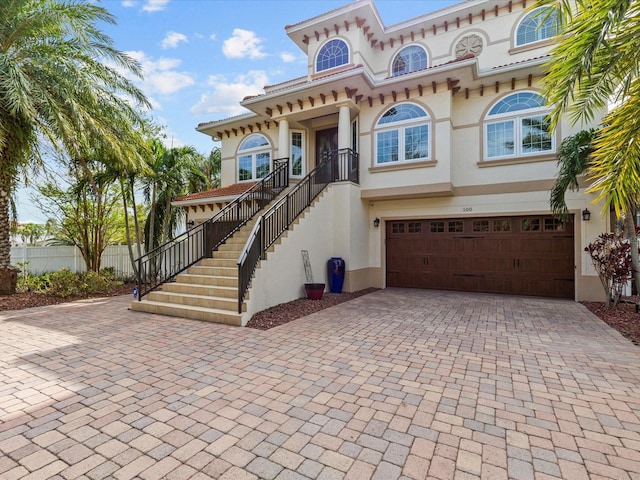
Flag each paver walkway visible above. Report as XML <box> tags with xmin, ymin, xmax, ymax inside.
<box><xmin>1</xmin><ymin>289</ymin><xmax>640</xmax><ymax>479</ymax></box>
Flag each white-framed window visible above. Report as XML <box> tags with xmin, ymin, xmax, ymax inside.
<box><xmin>290</xmin><ymin>131</ymin><xmax>304</xmax><ymax>177</ymax></box>
<box><xmin>516</xmin><ymin>7</ymin><xmax>559</xmax><ymax>46</ymax></box>
<box><xmin>391</xmin><ymin>45</ymin><xmax>428</xmax><ymax>77</ymax></box>
<box><xmin>237</xmin><ymin>134</ymin><xmax>271</xmax><ymax>182</ymax></box>
<box><xmin>316</xmin><ymin>39</ymin><xmax>349</xmax><ymax>73</ymax></box>
<box><xmin>375</xmin><ymin>103</ymin><xmax>430</xmax><ymax>165</ymax></box>
<box><xmin>484</xmin><ymin>92</ymin><xmax>553</xmax><ymax>159</ymax></box>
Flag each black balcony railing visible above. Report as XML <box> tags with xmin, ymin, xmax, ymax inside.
<box><xmin>136</xmin><ymin>158</ymin><xmax>289</xmax><ymax>300</ymax></box>
<box><xmin>237</xmin><ymin>148</ymin><xmax>359</xmax><ymax>312</ymax></box>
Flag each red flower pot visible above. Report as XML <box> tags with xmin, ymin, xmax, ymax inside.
<box><xmin>304</xmin><ymin>283</ymin><xmax>325</xmax><ymax>300</ymax></box>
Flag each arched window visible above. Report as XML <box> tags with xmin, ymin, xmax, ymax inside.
<box><xmin>238</xmin><ymin>134</ymin><xmax>271</xmax><ymax>181</ymax></box>
<box><xmin>375</xmin><ymin>103</ymin><xmax>430</xmax><ymax>165</ymax></box>
<box><xmin>484</xmin><ymin>92</ymin><xmax>553</xmax><ymax>159</ymax></box>
<box><xmin>391</xmin><ymin>45</ymin><xmax>428</xmax><ymax>77</ymax></box>
<box><xmin>316</xmin><ymin>39</ymin><xmax>349</xmax><ymax>72</ymax></box>
<box><xmin>516</xmin><ymin>7</ymin><xmax>559</xmax><ymax>46</ymax></box>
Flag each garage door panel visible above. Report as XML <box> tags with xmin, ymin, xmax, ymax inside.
<box><xmin>386</xmin><ymin>215</ymin><xmax>574</xmax><ymax>299</ymax></box>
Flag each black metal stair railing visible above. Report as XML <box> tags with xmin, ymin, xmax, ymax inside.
<box><xmin>237</xmin><ymin>148</ymin><xmax>359</xmax><ymax>313</ymax></box>
<box><xmin>136</xmin><ymin>158</ymin><xmax>289</xmax><ymax>300</ymax></box>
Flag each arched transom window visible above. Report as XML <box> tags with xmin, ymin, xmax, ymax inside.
<box><xmin>484</xmin><ymin>92</ymin><xmax>553</xmax><ymax>159</ymax></box>
<box><xmin>316</xmin><ymin>39</ymin><xmax>349</xmax><ymax>72</ymax></box>
<box><xmin>238</xmin><ymin>134</ymin><xmax>271</xmax><ymax>181</ymax></box>
<box><xmin>391</xmin><ymin>45</ymin><xmax>428</xmax><ymax>77</ymax></box>
<box><xmin>375</xmin><ymin>103</ymin><xmax>430</xmax><ymax>165</ymax></box>
<box><xmin>516</xmin><ymin>7</ymin><xmax>559</xmax><ymax>46</ymax></box>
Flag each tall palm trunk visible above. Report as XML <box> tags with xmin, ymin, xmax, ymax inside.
<box><xmin>0</xmin><ymin>169</ymin><xmax>18</xmax><ymax>294</ymax></box>
<box><xmin>119</xmin><ymin>177</ymin><xmax>139</xmax><ymax>280</ymax></box>
<box><xmin>129</xmin><ymin>176</ymin><xmax>143</xmax><ymax>260</ymax></box>
<box><xmin>623</xmin><ymin>213</ymin><xmax>640</xmax><ymax>295</ymax></box>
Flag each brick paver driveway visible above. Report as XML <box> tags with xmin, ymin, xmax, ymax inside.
<box><xmin>1</xmin><ymin>289</ymin><xmax>640</xmax><ymax>480</ymax></box>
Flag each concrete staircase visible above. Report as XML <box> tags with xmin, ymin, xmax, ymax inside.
<box><xmin>130</xmin><ymin>223</ymin><xmax>253</xmax><ymax>326</ymax></box>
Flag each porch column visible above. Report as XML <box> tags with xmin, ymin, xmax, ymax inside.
<box><xmin>278</xmin><ymin>119</ymin><xmax>290</xmax><ymax>159</ymax></box>
<box><xmin>338</xmin><ymin>104</ymin><xmax>350</xmax><ymax>150</ymax></box>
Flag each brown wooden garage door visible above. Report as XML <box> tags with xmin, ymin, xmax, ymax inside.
<box><xmin>386</xmin><ymin>215</ymin><xmax>575</xmax><ymax>299</ymax></box>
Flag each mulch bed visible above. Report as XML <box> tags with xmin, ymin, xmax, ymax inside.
<box><xmin>246</xmin><ymin>288</ymin><xmax>379</xmax><ymax>330</ymax></box>
<box><xmin>0</xmin><ymin>283</ymin><xmax>136</xmax><ymax>312</ymax></box>
<box><xmin>582</xmin><ymin>298</ymin><xmax>640</xmax><ymax>346</ymax></box>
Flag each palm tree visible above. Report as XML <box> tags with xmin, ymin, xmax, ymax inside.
<box><xmin>540</xmin><ymin>0</ymin><xmax>640</xmax><ymax>216</ymax></box>
<box><xmin>551</xmin><ymin>129</ymin><xmax>640</xmax><ymax>297</ymax></box>
<box><xmin>0</xmin><ymin>0</ymin><xmax>150</xmax><ymax>294</ymax></box>
<box><xmin>143</xmin><ymin>143</ymin><xmax>202</xmax><ymax>252</ymax></box>
<box><xmin>187</xmin><ymin>147</ymin><xmax>221</xmax><ymax>193</ymax></box>
<box><xmin>539</xmin><ymin>0</ymin><xmax>640</xmax><ymax>293</ymax></box>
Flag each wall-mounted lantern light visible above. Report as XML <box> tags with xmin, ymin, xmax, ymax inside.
<box><xmin>582</xmin><ymin>208</ymin><xmax>591</xmax><ymax>222</ymax></box>
<box><xmin>187</xmin><ymin>220</ymin><xmax>195</xmax><ymax>229</ymax></box>
<box><xmin>373</xmin><ymin>217</ymin><xmax>380</xmax><ymax>228</ymax></box>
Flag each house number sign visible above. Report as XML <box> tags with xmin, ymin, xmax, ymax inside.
<box><xmin>463</xmin><ymin>207</ymin><xmax>473</xmax><ymax>212</ymax></box>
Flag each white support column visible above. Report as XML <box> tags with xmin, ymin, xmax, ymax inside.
<box><xmin>338</xmin><ymin>104</ymin><xmax>351</xmax><ymax>150</ymax></box>
<box><xmin>278</xmin><ymin>119</ymin><xmax>290</xmax><ymax>159</ymax></box>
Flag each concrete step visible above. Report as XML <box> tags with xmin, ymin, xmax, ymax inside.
<box><xmin>162</xmin><ymin>282</ymin><xmax>241</xmax><ymax>299</ymax></box>
<box><xmin>174</xmin><ymin>273</ymin><xmax>238</xmax><ymax>287</ymax></box>
<box><xmin>146</xmin><ymin>291</ymin><xmax>245</xmax><ymax>312</ymax></box>
<box><xmin>199</xmin><ymin>258</ymin><xmax>237</xmax><ymax>268</ymax></box>
<box><xmin>217</xmin><ymin>242</ymin><xmax>245</xmax><ymax>253</ymax></box>
<box><xmin>188</xmin><ymin>265</ymin><xmax>236</xmax><ymax>277</ymax></box>
<box><xmin>130</xmin><ymin>300</ymin><xmax>242</xmax><ymax>326</ymax></box>
<box><xmin>212</xmin><ymin>250</ymin><xmax>242</xmax><ymax>260</ymax></box>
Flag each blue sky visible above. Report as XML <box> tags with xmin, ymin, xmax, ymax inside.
<box><xmin>18</xmin><ymin>0</ymin><xmax>460</xmax><ymax>223</ymax></box>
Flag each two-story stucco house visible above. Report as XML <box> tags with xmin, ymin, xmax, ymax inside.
<box><xmin>132</xmin><ymin>0</ymin><xmax>607</xmax><ymax>326</ymax></box>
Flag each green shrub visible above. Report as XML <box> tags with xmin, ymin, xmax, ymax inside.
<box><xmin>100</xmin><ymin>266</ymin><xmax>116</xmax><ymax>280</ymax></box>
<box><xmin>48</xmin><ymin>268</ymin><xmax>82</xmax><ymax>298</ymax></box>
<box><xmin>47</xmin><ymin>269</ymin><xmax>122</xmax><ymax>298</ymax></box>
<box><xmin>17</xmin><ymin>269</ymin><xmax>52</xmax><ymax>293</ymax></box>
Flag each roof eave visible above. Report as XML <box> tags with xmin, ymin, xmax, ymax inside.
<box><xmin>172</xmin><ymin>194</ymin><xmax>241</xmax><ymax>207</ymax></box>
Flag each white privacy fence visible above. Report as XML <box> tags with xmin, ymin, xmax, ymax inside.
<box><xmin>10</xmin><ymin>245</ymin><xmax>138</xmax><ymax>278</ymax></box>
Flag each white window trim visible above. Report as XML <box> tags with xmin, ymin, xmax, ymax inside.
<box><xmin>375</xmin><ymin>115</ymin><xmax>431</xmax><ymax>166</ymax></box>
<box><xmin>390</xmin><ymin>44</ymin><xmax>429</xmax><ymax>77</ymax></box>
<box><xmin>237</xmin><ymin>135</ymin><xmax>272</xmax><ymax>182</ymax></box>
<box><xmin>484</xmin><ymin>106</ymin><xmax>554</xmax><ymax>160</ymax></box>
<box><xmin>515</xmin><ymin>6</ymin><xmax>558</xmax><ymax>47</ymax></box>
<box><xmin>315</xmin><ymin>38</ymin><xmax>350</xmax><ymax>73</ymax></box>
<box><xmin>290</xmin><ymin>130</ymin><xmax>305</xmax><ymax>178</ymax></box>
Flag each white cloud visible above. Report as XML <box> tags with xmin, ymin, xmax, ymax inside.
<box><xmin>222</xmin><ymin>29</ymin><xmax>267</xmax><ymax>60</ymax></box>
<box><xmin>280</xmin><ymin>52</ymin><xmax>296</xmax><ymax>63</ymax></box>
<box><xmin>190</xmin><ymin>70</ymin><xmax>268</xmax><ymax>116</ymax></box>
<box><xmin>209</xmin><ymin>33</ymin><xmax>217</xmax><ymax>41</ymax></box>
<box><xmin>143</xmin><ymin>0</ymin><xmax>169</xmax><ymax>12</ymax></box>
<box><xmin>120</xmin><ymin>0</ymin><xmax>168</xmax><ymax>12</ymax></box>
<box><xmin>162</xmin><ymin>31</ymin><xmax>188</xmax><ymax>49</ymax></box>
<box><xmin>126</xmin><ymin>50</ymin><xmax>195</xmax><ymax>96</ymax></box>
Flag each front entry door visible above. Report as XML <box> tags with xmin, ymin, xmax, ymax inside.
<box><xmin>315</xmin><ymin>128</ymin><xmax>338</xmax><ymax>166</ymax></box>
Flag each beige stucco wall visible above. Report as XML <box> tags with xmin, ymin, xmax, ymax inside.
<box><xmin>243</xmin><ymin>182</ymin><xmax>367</xmax><ymax>325</ymax></box>
<box><xmin>303</xmin><ymin>2</ymin><xmax>554</xmax><ymax>82</ymax></box>
<box><xmin>366</xmin><ymin>187</ymin><xmax>609</xmax><ymax>302</ymax></box>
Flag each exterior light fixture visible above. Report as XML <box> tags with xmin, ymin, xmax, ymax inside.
<box><xmin>582</xmin><ymin>209</ymin><xmax>591</xmax><ymax>221</ymax></box>
<box><xmin>373</xmin><ymin>217</ymin><xmax>380</xmax><ymax>228</ymax></box>
<box><xmin>187</xmin><ymin>220</ymin><xmax>195</xmax><ymax>229</ymax></box>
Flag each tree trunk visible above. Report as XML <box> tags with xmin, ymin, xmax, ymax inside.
<box><xmin>0</xmin><ymin>170</ymin><xmax>18</xmax><ymax>294</ymax></box>
<box><xmin>129</xmin><ymin>177</ymin><xmax>142</xmax><ymax>259</ymax></box>
<box><xmin>120</xmin><ymin>177</ymin><xmax>139</xmax><ymax>280</ymax></box>
<box><xmin>148</xmin><ymin>184</ymin><xmax>157</xmax><ymax>253</ymax></box>
<box><xmin>623</xmin><ymin>213</ymin><xmax>640</xmax><ymax>295</ymax></box>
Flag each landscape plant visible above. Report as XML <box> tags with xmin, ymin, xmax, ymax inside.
<box><xmin>16</xmin><ymin>268</ymin><xmax>122</xmax><ymax>298</ymax></box>
<box><xmin>585</xmin><ymin>233</ymin><xmax>632</xmax><ymax>308</ymax></box>
<box><xmin>0</xmin><ymin>0</ymin><xmax>151</xmax><ymax>294</ymax></box>
<box><xmin>539</xmin><ymin>0</ymin><xmax>640</xmax><ymax>292</ymax></box>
